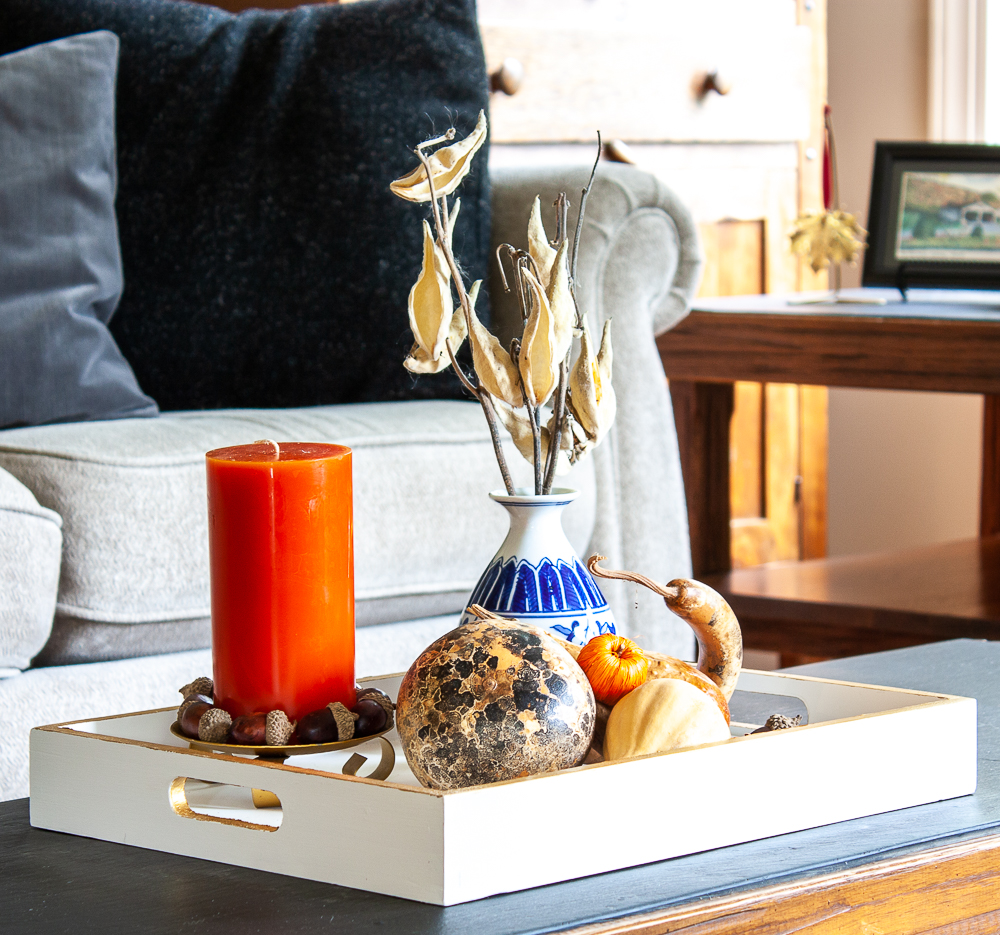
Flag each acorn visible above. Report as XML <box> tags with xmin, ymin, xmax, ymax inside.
<box><xmin>355</xmin><ymin>687</ymin><xmax>395</xmax><ymax>731</ymax></box>
<box><xmin>178</xmin><ymin>693</ymin><xmax>213</xmax><ymax>720</ymax></box>
<box><xmin>179</xmin><ymin>676</ymin><xmax>214</xmax><ymax>699</ymax></box>
<box><xmin>230</xmin><ymin>713</ymin><xmax>268</xmax><ymax>746</ymax></box>
<box><xmin>297</xmin><ymin>706</ymin><xmax>337</xmax><ymax>744</ymax></box>
<box><xmin>198</xmin><ymin>707</ymin><xmax>232</xmax><ymax>743</ymax></box>
<box><xmin>353</xmin><ymin>699</ymin><xmax>388</xmax><ymax>737</ymax></box>
<box><xmin>179</xmin><ymin>701</ymin><xmax>212</xmax><ymax>738</ymax></box>
<box><xmin>265</xmin><ymin>710</ymin><xmax>295</xmax><ymax>746</ymax></box>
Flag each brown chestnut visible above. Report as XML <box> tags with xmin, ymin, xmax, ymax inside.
<box><xmin>297</xmin><ymin>706</ymin><xmax>337</xmax><ymax>744</ymax></box>
<box><xmin>230</xmin><ymin>713</ymin><xmax>267</xmax><ymax>746</ymax></box>
<box><xmin>179</xmin><ymin>701</ymin><xmax>211</xmax><ymax>738</ymax></box>
<box><xmin>182</xmin><ymin>692</ymin><xmax>213</xmax><ymax>709</ymax></box>
<box><xmin>353</xmin><ymin>698</ymin><xmax>388</xmax><ymax>737</ymax></box>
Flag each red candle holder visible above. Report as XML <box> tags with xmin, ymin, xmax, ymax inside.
<box><xmin>206</xmin><ymin>441</ymin><xmax>355</xmax><ymax>721</ymax></box>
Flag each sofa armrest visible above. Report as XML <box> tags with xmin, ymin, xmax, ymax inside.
<box><xmin>0</xmin><ymin>467</ymin><xmax>61</xmax><ymax>674</ymax></box>
<box><xmin>490</xmin><ymin>164</ymin><xmax>704</xmax><ymax>656</ymax></box>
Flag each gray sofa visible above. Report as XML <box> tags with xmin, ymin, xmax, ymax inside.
<box><xmin>0</xmin><ymin>163</ymin><xmax>702</xmax><ymax>800</ymax></box>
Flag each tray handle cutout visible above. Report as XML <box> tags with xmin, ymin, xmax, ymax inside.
<box><xmin>169</xmin><ymin>777</ymin><xmax>281</xmax><ymax>831</ymax></box>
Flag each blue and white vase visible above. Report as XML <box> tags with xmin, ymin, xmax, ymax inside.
<box><xmin>460</xmin><ymin>488</ymin><xmax>616</xmax><ymax>646</ymax></box>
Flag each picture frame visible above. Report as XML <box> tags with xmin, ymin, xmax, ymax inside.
<box><xmin>863</xmin><ymin>141</ymin><xmax>1000</xmax><ymax>293</ymax></box>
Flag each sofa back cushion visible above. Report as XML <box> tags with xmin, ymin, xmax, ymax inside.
<box><xmin>0</xmin><ymin>32</ymin><xmax>157</xmax><ymax>429</ymax></box>
<box><xmin>0</xmin><ymin>0</ymin><xmax>490</xmax><ymax>411</ymax></box>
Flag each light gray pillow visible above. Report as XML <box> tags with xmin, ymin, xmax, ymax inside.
<box><xmin>0</xmin><ymin>31</ymin><xmax>157</xmax><ymax>429</ymax></box>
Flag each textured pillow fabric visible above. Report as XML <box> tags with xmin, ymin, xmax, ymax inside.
<box><xmin>0</xmin><ymin>0</ymin><xmax>491</xmax><ymax>412</ymax></box>
<box><xmin>0</xmin><ymin>32</ymin><xmax>158</xmax><ymax>429</ymax></box>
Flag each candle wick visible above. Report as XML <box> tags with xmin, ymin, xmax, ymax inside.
<box><xmin>253</xmin><ymin>438</ymin><xmax>281</xmax><ymax>459</ymax></box>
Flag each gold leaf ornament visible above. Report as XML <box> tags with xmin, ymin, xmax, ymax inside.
<box><xmin>390</xmin><ymin>110</ymin><xmax>488</xmax><ymax>203</ymax></box>
<box><xmin>789</xmin><ymin>209</ymin><xmax>866</xmax><ymax>273</ymax></box>
<box><xmin>568</xmin><ymin>319</ymin><xmax>616</xmax><ymax>454</ymax></box>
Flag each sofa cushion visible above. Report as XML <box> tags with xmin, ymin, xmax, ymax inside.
<box><xmin>0</xmin><ymin>0</ymin><xmax>490</xmax><ymax>412</ymax></box>
<box><xmin>0</xmin><ymin>403</ymin><xmax>595</xmax><ymax>665</ymax></box>
<box><xmin>0</xmin><ymin>469</ymin><xmax>62</xmax><ymax>674</ymax></box>
<box><xmin>0</xmin><ymin>32</ymin><xmax>156</xmax><ymax>429</ymax></box>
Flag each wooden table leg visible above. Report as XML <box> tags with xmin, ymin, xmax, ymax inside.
<box><xmin>981</xmin><ymin>394</ymin><xmax>1000</xmax><ymax>537</ymax></box>
<box><xmin>670</xmin><ymin>380</ymin><xmax>735</xmax><ymax>577</ymax></box>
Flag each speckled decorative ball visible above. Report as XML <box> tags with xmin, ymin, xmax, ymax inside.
<box><xmin>396</xmin><ymin>617</ymin><xmax>596</xmax><ymax>790</ymax></box>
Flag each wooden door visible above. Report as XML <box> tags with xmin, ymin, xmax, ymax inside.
<box><xmin>694</xmin><ymin>220</ymin><xmax>828</xmax><ymax>570</ymax></box>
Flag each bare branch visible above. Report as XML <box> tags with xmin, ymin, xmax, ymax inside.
<box><xmin>445</xmin><ymin>337</ymin><xmax>478</xmax><ymax>397</ymax></box>
<box><xmin>478</xmin><ymin>391</ymin><xmax>516</xmax><ymax>496</ymax></box>
<box><xmin>571</xmin><ymin>131</ymin><xmax>602</xmax><ymax>300</ymax></box>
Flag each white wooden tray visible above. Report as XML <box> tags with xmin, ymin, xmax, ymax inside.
<box><xmin>29</xmin><ymin>669</ymin><xmax>977</xmax><ymax>906</ymax></box>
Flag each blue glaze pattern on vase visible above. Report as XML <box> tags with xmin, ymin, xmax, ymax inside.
<box><xmin>460</xmin><ymin>488</ymin><xmax>615</xmax><ymax>645</ymax></box>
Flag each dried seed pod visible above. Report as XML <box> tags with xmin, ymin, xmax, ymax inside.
<box><xmin>390</xmin><ymin>110</ymin><xmax>488</xmax><ymax>202</ymax></box>
<box><xmin>179</xmin><ymin>676</ymin><xmax>213</xmax><ymax>699</ymax></box>
<box><xmin>265</xmin><ymin>710</ymin><xmax>295</xmax><ymax>746</ymax></box>
<box><xmin>519</xmin><ymin>268</ymin><xmax>560</xmax><ymax>407</ymax></box>
<box><xmin>569</xmin><ymin>319</ymin><xmax>615</xmax><ymax>443</ymax></box>
<box><xmin>527</xmin><ymin>196</ymin><xmax>558</xmax><ymax>289</ymax></box>
<box><xmin>198</xmin><ymin>707</ymin><xmax>232</xmax><ymax>743</ymax></box>
<box><xmin>467</xmin><ymin>288</ymin><xmax>523</xmax><ymax>407</ymax></box>
<box><xmin>328</xmin><ymin>702</ymin><xmax>358</xmax><ymax>742</ymax></box>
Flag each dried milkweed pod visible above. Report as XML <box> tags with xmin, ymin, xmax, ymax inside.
<box><xmin>390</xmin><ymin>110</ymin><xmax>488</xmax><ymax>203</ymax></box>
<box><xmin>468</xmin><ymin>285</ymin><xmax>523</xmax><ymax>407</ymax></box>
<box><xmin>527</xmin><ymin>196</ymin><xmax>558</xmax><ymax>289</ymax></box>
<box><xmin>519</xmin><ymin>268</ymin><xmax>560</xmax><ymax>407</ymax></box>
<box><xmin>545</xmin><ymin>240</ymin><xmax>575</xmax><ymax>365</ymax></box>
<box><xmin>404</xmin><ymin>203</ymin><xmax>467</xmax><ymax>374</ymax></box>
<box><xmin>568</xmin><ymin>319</ymin><xmax>615</xmax><ymax>456</ymax></box>
<box><xmin>493</xmin><ymin>401</ymin><xmax>569</xmax><ymax>474</ymax></box>
<box><xmin>407</xmin><ymin>220</ymin><xmax>452</xmax><ymax>358</ymax></box>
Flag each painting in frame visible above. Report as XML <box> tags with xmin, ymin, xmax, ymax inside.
<box><xmin>863</xmin><ymin>141</ymin><xmax>1000</xmax><ymax>292</ymax></box>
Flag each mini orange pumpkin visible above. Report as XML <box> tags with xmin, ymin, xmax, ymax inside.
<box><xmin>576</xmin><ymin>634</ymin><xmax>649</xmax><ymax>705</ymax></box>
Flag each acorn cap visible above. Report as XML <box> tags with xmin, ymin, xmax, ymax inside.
<box><xmin>327</xmin><ymin>702</ymin><xmax>358</xmax><ymax>741</ymax></box>
<box><xmin>265</xmin><ymin>710</ymin><xmax>295</xmax><ymax>746</ymax></box>
<box><xmin>180</xmin><ymin>676</ymin><xmax>214</xmax><ymax>699</ymax></box>
<box><xmin>198</xmin><ymin>707</ymin><xmax>232</xmax><ymax>743</ymax></box>
<box><xmin>355</xmin><ymin>687</ymin><xmax>395</xmax><ymax>730</ymax></box>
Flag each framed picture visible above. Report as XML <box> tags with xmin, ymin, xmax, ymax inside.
<box><xmin>863</xmin><ymin>141</ymin><xmax>1000</xmax><ymax>292</ymax></box>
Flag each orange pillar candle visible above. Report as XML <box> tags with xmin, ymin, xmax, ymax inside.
<box><xmin>206</xmin><ymin>441</ymin><xmax>355</xmax><ymax>722</ymax></box>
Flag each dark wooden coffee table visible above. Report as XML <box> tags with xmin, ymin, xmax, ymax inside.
<box><xmin>4</xmin><ymin>639</ymin><xmax>1000</xmax><ymax>934</ymax></box>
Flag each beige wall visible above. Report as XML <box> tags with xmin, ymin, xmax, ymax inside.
<box><xmin>826</xmin><ymin>0</ymin><xmax>983</xmax><ymax>556</ymax></box>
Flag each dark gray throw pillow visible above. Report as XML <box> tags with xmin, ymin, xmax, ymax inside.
<box><xmin>0</xmin><ymin>0</ymin><xmax>491</xmax><ymax>412</ymax></box>
<box><xmin>0</xmin><ymin>31</ymin><xmax>158</xmax><ymax>429</ymax></box>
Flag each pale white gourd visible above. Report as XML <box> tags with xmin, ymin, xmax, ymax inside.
<box><xmin>604</xmin><ymin>678</ymin><xmax>731</xmax><ymax>760</ymax></box>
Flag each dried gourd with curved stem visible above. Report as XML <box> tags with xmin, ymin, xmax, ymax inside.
<box><xmin>586</xmin><ymin>555</ymin><xmax>743</xmax><ymax>702</ymax></box>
